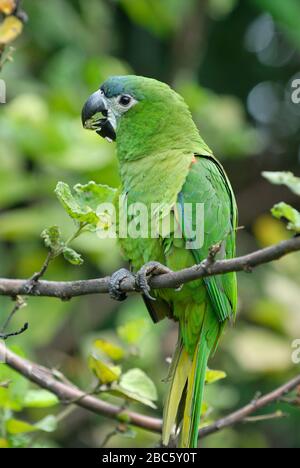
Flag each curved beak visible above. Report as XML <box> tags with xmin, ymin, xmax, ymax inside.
<box><xmin>81</xmin><ymin>90</ymin><xmax>116</xmax><ymax>141</ymax></box>
<box><xmin>81</xmin><ymin>90</ymin><xmax>106</xmax><ymax>127</ymax></box>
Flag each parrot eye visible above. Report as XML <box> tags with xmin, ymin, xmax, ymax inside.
<box><xmin>118</xmin><ymin>95</ymin><xmax>132</xmax><ymax>107</ymax></box>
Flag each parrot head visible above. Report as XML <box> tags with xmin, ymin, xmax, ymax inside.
<box><xmin>82</xmin><ymin>75</ymin><xmax>143</xmax><ymax>142</ymax></box>
<box><xmin>82</xmin><ymin>75</ymin><xmax>203</xmax><ymax>160</ymax></box>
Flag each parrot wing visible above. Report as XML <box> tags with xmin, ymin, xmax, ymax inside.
<box><xmin>177</xmin><ymin>154</ymin><xmax>238</xmax><ymax>323</ymax></box>
<box><xmin>162</xmin><ymin>154</ymin><xmax>238</xmax><ymax>447</ymax></box>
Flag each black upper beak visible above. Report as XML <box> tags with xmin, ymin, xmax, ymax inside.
<box><xmin>81</xmin><ymin>90</ymin><xmax>116</xmax><ymax>141</ymax></box>
<box><xmin>81</xmin><ymin>90</ymin><xmax>107</xmax><ymax>127</ymax></box>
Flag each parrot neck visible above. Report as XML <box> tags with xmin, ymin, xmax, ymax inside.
<box><xmin>115</xmin><ymin>99</ymin><xmax>212</xmax><ymax>165</ymax></box>
<box><xmin>115</xmin><ymin>101</ymin><xmax>213</xmax><ymax>208</ymax></box>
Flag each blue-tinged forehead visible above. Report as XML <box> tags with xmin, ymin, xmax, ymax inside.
<box><xmin>100</xmin><ymin>75</ymin><xmax>171</xmax><ymax>101</ymax></box>
<box><xmin>101</xmin><ymin>76</ymin><xmax>141</xmax><ymax>99</ymax></box>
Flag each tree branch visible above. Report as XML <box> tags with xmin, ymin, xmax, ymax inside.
<box><xmin>0</xmin><ymin>237</ymin><xmax>299</xmax><ymax>300</ymax></box>
<box><xmin>198</xmin><ymin>377</ymin><xmax>300</xmax><ymax>438</ymax></box>
<box><xmin>0</xmin><ymin>341</ymin><xmax>298</xmax><ymax>439</ymax></box>
<box><xmin>0</xmin><ymin>341</ymin><xmax>162</xmax><ymax>434</ymax></box>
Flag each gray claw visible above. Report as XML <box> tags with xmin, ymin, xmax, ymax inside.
<box><xmin>135</xmin><ymin>262</ymin><xmax>172</xmax><ymax>301</ymax></box>
<box><xmin>109</xmin><ymin>268</ymin><xmax>134</xmax><ymax>302</ymax></box>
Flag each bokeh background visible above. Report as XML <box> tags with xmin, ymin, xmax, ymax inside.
<box><xmin>0</xmin><ymin>0</ymin><xmax>300</xmax><ymax>448</ymax></box>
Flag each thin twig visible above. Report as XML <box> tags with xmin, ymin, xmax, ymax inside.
<box><xmin>0</xmin><ymin>223</ymin><xmax>89</xmax><ymax>338</ymax></box>
<box><xmin>0</xmin><ymin>46</ymin><xmax>15</xmax><ymax>72</ymax></box>
<box><xmin>25</xmin><ymin>222</ymin><xmax>88</xmax><ymax>294</ymax></box>
<box><xmin>0</xmin><ymin>237</ymin><xmax>299</xmax><ymax>300</ymax></box>
<box><xmin>1</xmin><ymin>296</ymin><xmax>27</xmax><ymax>333</ymax></box>
<box><xmin>100</xmin><ymin>428</ymin><xmax>119</xmax><ymax>448</ymax></box>
<box><xmin>244</xmin><ymin>410</ymin><xmax>288</xmax><ymax>423</ymax></box>
<box><xmin>280</xmin><ymin>396</ymin><xmax>300</xmax><ymax>407</ymax></box>
<box><xmin>55</xmin><ymin>405</ymin><xmax>78</xmax><ymax>424</ymax></box>
<box><xmin>0</xmin><ymin>322</ymin><xmax>28</xmax><ymax>340</ymax></box>
<box><xmin>25</xmin><ymin>252</ymin><xmax>54</xmax><ymax>293</ymax></box>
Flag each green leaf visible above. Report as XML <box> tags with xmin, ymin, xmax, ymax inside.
<box><xmin>41</xmin><ymin>225</ymin><xmax>64</xmax><ymax>253</ymax></box>
<box><xmin>55</xmin><ymin>181</ymin><xmax>98</xmax><ymax>226</ymax></box>
<box><xmin>271</xmin><ymin>202</ymin><xmax>300</xmax><ymax>233</ymax></box>
<box><xmin>55</xmin><ymin>181</ymin><xmax>117</xmax><ymax>229</ymax></box>
<box><xmin>0</xmin><ymin>388</ymin><xmax>23</xmax><ymax>411</ymax></box>
<box><xmin>117</xmin><ymin>319</ymin><xmax>149</xmax><ymax>345</ymax></box>
<box><xmin>23</xmin><ymin>390</ymin><xmax>59</xmax><ymax>409</ymax></box>
<box><xmin>205</xmin><ymin>369</ymin><xmax>227</xmax><ymax>384</ymax></box>
<box><xmin>6</xmin><ymin>415</ymin><xmax>58</xmax><ymax>435</ymax></box>
<box><xmin>6</xmin><ymin>419</ymin><xmax>38</xmax><ymax>435</ymax></box>
<box><xmin>35</xmin><ymin>415</ymin><xmax>57</xmax><ymax>433</ymax></box>
<box><xmin>112</xmin><ymin>368</ymin><xmax>158</xmax><ymax>409</ymax></box>
<box><xmin>0</xmin><ymin>438</ymin><xmax>9</xmax><ymax>448</ymax></box>
<box><xmin>0</xmin><ymin>354</ymin><xmax>30</xmax><ymax>410</ymax></box>
<box><xmin>120</xmin><ymin>368</ymin><xmax>157</xmax><ymax>401</ymax></box>
<box><xmin>88</xmin><ymin>355</ymin><xmax>121</xmax><ymax>384</ymax></box>
<box><xmin>117</xmin><ymin>412</ymin><xmax>131</xmax><ymax>424</ymax></box>
<box><xmin>63</xmin><ymin>247</ymin><xmax>84</xmax><ymax>266</ymax></box>
<box><xmin>73</xmin><ymin>181</ymin><xmax>117</xmax><ymax>208</ymax></box>
<box><xmin>94</xmin><ymin>339</ymin><xmax>125</xmax><ymax>361</ymax></box>
<box><xmin>0</xmin><ymin>16</ymin><xmax>23</xmax><ymax>45</ymax></box>
<box><xmin>262</xmin><ymin>171</ymin><xmax>300</xmax><ymax>196</ymax></box>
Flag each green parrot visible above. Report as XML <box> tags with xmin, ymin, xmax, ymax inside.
<box><xmin>82</xmin><ymin>75</ymin><xmax>238</xmax><ymax>448</ymax></box>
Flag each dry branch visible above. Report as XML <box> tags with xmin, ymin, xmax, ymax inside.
<box><xmin>0</xmin><ymin>237</ymin><xmax>299</xmax><ymax>300</ymax></box>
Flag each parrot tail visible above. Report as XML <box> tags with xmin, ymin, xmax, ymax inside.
<box><xmin>162</xmin><ymin>318</ymin><xmax>217</xmax><ymax>448</ymax></box>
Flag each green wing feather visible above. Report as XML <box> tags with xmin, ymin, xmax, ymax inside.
<box><xmin>179</xmin><ymin>155</ymin><xmax>238</xmax><ymax>322</ymax></box>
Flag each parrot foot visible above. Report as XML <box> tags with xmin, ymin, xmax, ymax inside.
<box><xmin>108</xmin><ymin>268</ymin><xmax>134</xmax><ymax>302</ymax></box>
<box><xmin>135</xmin><ymin>261</ymin><xmax>172</xmax><ymax>301</ymax></box>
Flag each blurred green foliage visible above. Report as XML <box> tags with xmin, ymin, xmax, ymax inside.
<box><xmin>0</xmin><ymin>0</ymin><xmax>300</xmax><ymax>448</ymax></box>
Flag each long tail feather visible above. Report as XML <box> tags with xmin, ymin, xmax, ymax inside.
<box><xmin>162</xmin><ymin>342</ymin><xmax>191</xmax><ymax>446</ymax></box>
<box><xmin>163</xmin><ymin>311</ymin><xmax>220</xmax><ymax>448</ymax></box>
<box><xmin>180</xmin><ymin>331</ymin><xmax>209</xmax><ymax>448</ymax></box>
